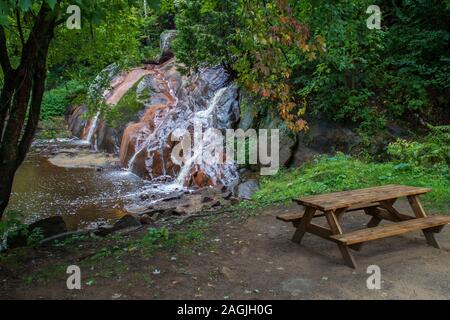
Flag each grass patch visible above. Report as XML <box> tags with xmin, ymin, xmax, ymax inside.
<box><xmin>249</xmin><ymin>154</ymin><xmax>449</xmax><ymax>212</ymax></box>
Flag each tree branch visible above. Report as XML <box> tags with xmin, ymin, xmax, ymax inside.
<box><xmin>0</xmin><ymin>26</ymin><xmax>11</xmax><ymax>73</ymax></box>
<box><xmin>16</xmin><ymin>9</ymin><xmax>25</xmax><ymax>46</ymax></box>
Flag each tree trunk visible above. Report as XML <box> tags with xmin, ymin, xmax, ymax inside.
<box><xmin>0</xmin><ymin>4</ymin><xmax>56</xmax><ymax>219</ymax></box>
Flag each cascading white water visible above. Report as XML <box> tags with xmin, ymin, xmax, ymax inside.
<box><xmin>119</xmin><ymin>61</ymin><xmax>240</xmax><ymax>189</ymax></box>
<box><xmin>175</xmin><ymin>87</ymin><xmax>228</xmax><ymax>185</ymax></box>
<box><xmin>85</xmin><ymin>111</ymin><xmax>100</xmax><ymax>146</ymax></box>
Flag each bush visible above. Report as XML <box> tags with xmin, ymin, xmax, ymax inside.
<box><xmin>40</xmin><ymin>80</ymin><xmax>85</xmax><ymax>120</ymax></box>
<box><xmin>250</xmin><ymin>153</ymin><xmax>449</xmax><ymax>212</ymax></box>
<box><xmin>388</xmin><ymin>126</ymin><xmax>450</xmax><ymax>167</ymax></box>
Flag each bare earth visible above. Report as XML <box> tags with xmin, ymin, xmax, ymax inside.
<box><xmin>1</xmin><ymin>200</ymin><xmax>449</xmax><ymax>300</ymax></box>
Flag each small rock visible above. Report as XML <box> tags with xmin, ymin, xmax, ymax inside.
<box><xmin>139</xmin><ymin>215</ymin><xmax>154</xmax><ymax>225</ymax></box>
<box><xmin>237</xmin><ymin>179</ymin><xmax>260</xmax><ymax>200</ymax></box>
<box><xmin>111</xmin><ymin>293</ymin><xmax>122</xmax><ymax>299</ymax></box>
<box><xmin>201</xmin><ymin>196</ymin><xmax>214</xmax><ymax>203</ymax></box>
<box><xmin>221</xmin><ymin>267</ymin><xmax>235</xmax><ymax>280</ymax></box>
<box><xmin>222</xmin><ymin>191</ymin><xmax>232</xmax><ymax>200</ymax></box>
<box><xmin>113</xmin><ymin>215</ymin><xmax>142</xmax><ymax>231</ymax></box>
<box><xmin>94</xmin><ymin>224</ymin><xmax>114</xmax><ymax>237</ymax></box>
<box><xmin>230</xmin><ymin>197</ymin><xmax>240</xmax><ymax>205</ymax></box>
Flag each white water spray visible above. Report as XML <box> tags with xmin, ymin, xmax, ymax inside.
<box><xmin>85</xmin><ymin>111</ymin><xmax>100</xmax><ymax>145</ymax></box>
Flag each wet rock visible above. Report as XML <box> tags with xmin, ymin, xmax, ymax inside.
<box><xmin>139</xmin><ymin>215</ymin><xmax>154</xmax><ymax>225</ymax></box>
<box><xmin>222</xmin><ymin>191</ymin><xmax>232</xmax><ymax>200</ymax></box>
<box><xmin>201</xmin><ymin>196</ymin><xmax>214</xmax><ymax>203</ymax></box>
<box><xmin>94</xmin><ymin>225</ymin><xmax>115</xmax><ymax>237</ymax></box>
<box><xmin>113</xmin><ymin>215</ymin><xmax>142</xmax><ymax>231</ymax></box>
<box><xmin>237</xmin><ymin>179</ymin><xmax>260</xmax><ymax>200</ymax></box>
<box><xmin>230</xmin><ymin>197</ymin><xmax>240</xmax><ymax>205</ymax></box>
<box><xmin>7</xmin><ymin>216</ymin><xmax>68</xmax><ymax>249</ymax></box>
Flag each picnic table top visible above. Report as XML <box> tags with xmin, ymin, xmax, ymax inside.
<box><xmin>294</xmin><ymin>184</ymin><xmax>432</xmax><ymax>211</ymax></box>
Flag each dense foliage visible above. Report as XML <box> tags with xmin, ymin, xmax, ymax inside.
<box><xmin>173</xmin><ymin>0</ymin><xmax>450</xmax><ymax>132</ymax></box>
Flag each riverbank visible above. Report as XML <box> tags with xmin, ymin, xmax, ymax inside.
<box><xmin>1</xmin><ymin>200</ymin><xmax>449</xmax><ymax>299</ymax></box>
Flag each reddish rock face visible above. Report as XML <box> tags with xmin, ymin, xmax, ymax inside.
<box><xmin>71</xmin><ymin>59</ymin><xmax>240</xmax><ymax>189</ymax></box>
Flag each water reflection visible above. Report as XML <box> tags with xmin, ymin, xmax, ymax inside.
<box><xmin>8</xmin><ymin>155</ymin><xmax>148</xmax><ymax>230</ymax></box>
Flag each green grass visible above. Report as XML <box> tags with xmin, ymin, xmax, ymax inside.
<box><xmin>250</xmin><ymin>154</ymin><xmax>449</xmax><ymax>212</ymax></box>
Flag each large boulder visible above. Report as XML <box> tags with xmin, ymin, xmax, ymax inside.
<box><xmin>7</xmin><ymin>216</ymin><xmax>67</xmax><ymax>249</ymax></box>
<box><xmin>291</xmin><ymin>119</ymin><xmax>361</xmax><ymax>167</ymax></box>
<box><xmin>238</xmin><ymin>90</ymin><xmax>258</xmax><ymax>131</ymax></box>
<box><xmin>260</xmin><ymin>115</ymin><xmax>297</xmax><ymax>167</ymax></box>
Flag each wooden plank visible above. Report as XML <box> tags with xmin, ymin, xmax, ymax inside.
<box><xmin>365</xmin><ymin>207</ymin><xmax>414</xmax><ymax>222</ymax></box>
<box><xmin>325</xmin><ymin>210</ymin><xmax>357</xmax><ymax>269</ymax></box>
<box><xmin>331</xmin><ymin>216</ymin><xmax>450</xmax><ymax>245</ymax></box>
<box><xmin>294</xmin><ymin>185</ymin><xmax>431</xmax><ymax>211</ymax></box>
<box><xmin>292</xmin><ymin>207</ymin><xmax>316</xmax><ymax>244</ymax></box>
<box><xmin>277</xmin><ymin>203</ymin><xmax>379</xmax><ymax>223</ymax></box>
<box><xmin>350</xmin><ymin>207</ymin><xmax>383</xmax><ymax>251</ymax></box>
<box><xmin>276</xmin><ymin>212</ymin><xmax>325</xmax><ymax>222</ymax></box>
<box><xmin>408</xmin><ymin>195</ymin><xmax>441</xmax><ymax>249</ymax></box>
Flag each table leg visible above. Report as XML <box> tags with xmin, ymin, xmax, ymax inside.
<box><xmin>407</xmin><ymin>195</ymin><xmax>441</xmax><ymax>249</ymax></box>
<box><xmin>325</xmin><ymin>210</ymin><xmax>357</xmax><ymax>269</ymax></box>
<box><xmin>350</xmin><ymin>207</ymin><xmax>383</xmax><ymax>252</ymax></box>
<box><xmin>292</xmin><ymin>206</ymin><xmax>316</xmax><ymax>244</ymax></box>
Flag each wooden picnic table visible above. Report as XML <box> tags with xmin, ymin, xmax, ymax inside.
<box><xmin>277</xmin><ymin>184</ymin><xmax>450</xmax><ymax>268</ymax></box>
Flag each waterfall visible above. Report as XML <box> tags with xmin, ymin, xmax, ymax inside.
<box><xmin>118</xmin><ymin>61</ymin><xmax>240</xmax><ymax>189</ymax></box>
<box><xmin>85</xmin><ymin>111</ymin><xmax>100</xmax><ymax>146</ymax></box>
<box><xmin>175</xmin><ymin>87</ymin><xmax>228</xmax><ymax>186</ymax></box>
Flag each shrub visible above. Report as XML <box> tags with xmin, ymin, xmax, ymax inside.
<box><xmin>388</xmin><ymin>126</ymin><xmax>450</xmax><ymax>167</ymax></box>
<box><xmin>40</xmin><ymin>80</ymin><xmax>85</xmax><ymax>120</ymax></box>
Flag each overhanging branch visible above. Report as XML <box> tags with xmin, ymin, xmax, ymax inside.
<box><xmin>0</xmin><ymin>26</ymin><xmax>11</xmax><ymax>73</ymax></box>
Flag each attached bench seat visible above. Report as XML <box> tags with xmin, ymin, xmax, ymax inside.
<box><xmin>331</xmin><ymin>216</ymin><xmax>450</xmax><ymax>245</ymax></box>
<box><xmin>277</xmin><ymin>202</ymin><xmax>380</xmax><ymax>223</ymax></box>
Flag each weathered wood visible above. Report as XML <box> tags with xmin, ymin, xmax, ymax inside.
<box><xmin>280</xmin><ymin>185</ymin><xmax>447</xmax><ymax>268</ymax></box>
<box><xmin>291</xmin><ymin>207</ymin><xmax>316</xmax><ymax>244</ymax></box>
<box><xmin>295</xmin><ymin>185</ymin><xmax>431</xmax><ymax>211</ymax></box>
<box><xmin>365</xmin><ymin>207</ymin><xmax>414</xmax><ymax>222</ymax></box>
<box><xmin>331</xmin><ymin>216</ymin><xmax>450</xmax><ymax>245</ymax></box>
<box><xmin>325</xmin><ymin>210</ymin><xmax>357</xmax><ymax>268</ymax></box>
<box><xmin>408</xmin><ymin>195</ymin><xmax>441</xmax><ymax>249</ymax></box>
<box><xmin>350</xmin><ymin>207</ymin><xmax>384</xmax><ymax>251</ymax></box>
<box><xmin>276</xmin><ymin>212</ymin><xmax>325</xmax><ymax>223</ymax></box>
<box><xmin>277</xmin><ymin>203</ymin><xmax>379</xmax><ymax>223</ymax></box>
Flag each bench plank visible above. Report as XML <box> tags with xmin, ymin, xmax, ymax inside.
<box><xmin>331</xmin><ymin>216</ymin><xmax>450</xmax><ymax>245</ymax></box>
<box><xmin>278</xmin><ymin>203</ymin><xmax>381</xmax><ymax>223</ymax></box>
<box><xmin>294</xmin><ymin>185</ymin><xmax>431</xmax><ymax>211</ymax></box>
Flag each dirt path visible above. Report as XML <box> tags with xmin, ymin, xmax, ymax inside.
<box><xmin>1</xmin><ymin>200</ymin><xmax>449</xmax><ymax>299</ymax></box>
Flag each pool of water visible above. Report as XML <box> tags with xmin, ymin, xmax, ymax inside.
<box><xmin>7</xmin><ymin>154</ymin><xmax>149</xmax><ymax>230</ymax></box>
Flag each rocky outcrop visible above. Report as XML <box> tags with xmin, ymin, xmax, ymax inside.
<box><xmin>7</xmin><ymin>216</ymin><xmax>67</xmax><ymax>249</ymax></box>
<box><xmin>119</xmin><ymin>61</ymin><xmax>240</xmax><ymax>188</ymax></box>
<box><xmin>291</xmin><ymin>119</ymin><xmax>362</xmax><ymax>167</ymax></box>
